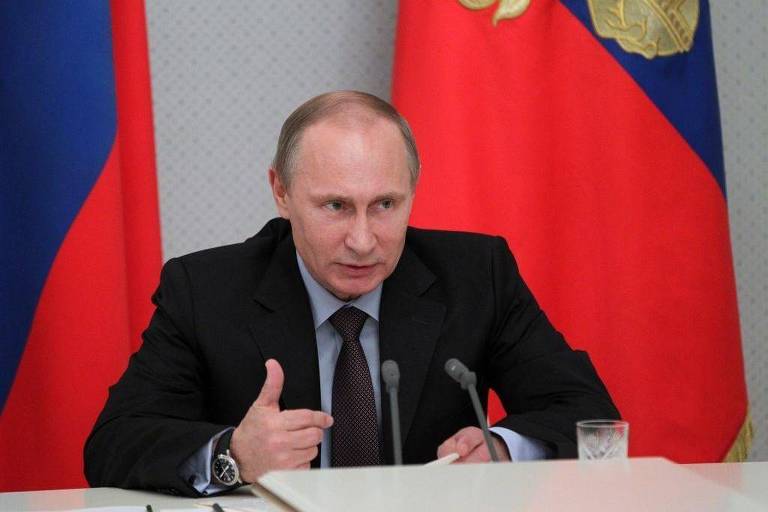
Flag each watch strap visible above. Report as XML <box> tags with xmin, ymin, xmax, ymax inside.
<box><xmin>214</xmin><ymin>428</ymin><xmax>235</xmax><ymax>459</ymax></box>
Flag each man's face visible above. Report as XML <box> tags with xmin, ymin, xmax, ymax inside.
<box><xmin>270</xmin><ymin>116</ymin><xmax>415</xmax><ymax>300</ymax></box>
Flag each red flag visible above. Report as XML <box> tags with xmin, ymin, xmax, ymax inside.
<box><xmin>0</xmin><ymin>1</ymin><xmax>161</xmax><ymax>490</ymax></box>
<box><xmin>393</xmin><ymin>0</ymin><xmax>748</xmax><ymax>462</ymax></box>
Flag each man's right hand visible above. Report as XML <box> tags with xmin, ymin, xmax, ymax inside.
<box><xmin>230</xmin><ymin>359</ymin><xmax>333</xmax><ymax>483</ymax></box>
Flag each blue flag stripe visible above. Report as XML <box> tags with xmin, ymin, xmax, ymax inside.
<box><xmin>0</xmin><ymin>1</ymin><xmax>117</xmax><ymax>411</ymax></box>
<box><xmin>559</xmin><ymin>0</ymin><xmax>726</xmax><ymax>196</ymax></box>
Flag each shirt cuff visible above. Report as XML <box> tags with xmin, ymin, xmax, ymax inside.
<box><xmin>178</xmin><ymin>427</ymin><xmax>235</xmax><ymax>495</ymax></box>
<box><xmin>489</xmin><ymin>426</ymin><xmax>551</xmax><ymax>461</ymax></box>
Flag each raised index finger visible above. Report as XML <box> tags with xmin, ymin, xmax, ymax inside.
<box><xmin>280</xmin><ymin>409</ymin><xmax>333</xmax><ymax>431</ymax></box>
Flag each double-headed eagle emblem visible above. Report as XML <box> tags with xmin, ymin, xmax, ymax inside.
<box><xmin>458</xmin><ymin>0</ymin><xmax>531</xmax><ymax>25</ymax></box>
<box><xmin>458</xmin><ymin>0</ymin><xmax>700</xmax><ymax>59</ymax></box>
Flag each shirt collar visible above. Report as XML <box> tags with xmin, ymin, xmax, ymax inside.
<box><xmin>296</xmin><ymin>252</ymin><xmax>382</xmax><ymax>329</ymax></box>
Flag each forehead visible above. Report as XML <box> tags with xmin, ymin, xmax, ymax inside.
<box><xmin>291</xmin><ymin>116</ymin><xmax>411</xmax><ymax>188</ymax></box>
<box><xmin>301</xmin><ymin>111</ymin><xmax>402</xmax><ymax>152</ymax></box>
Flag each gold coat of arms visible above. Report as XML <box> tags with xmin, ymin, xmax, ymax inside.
<box><xmin>458</xmin><ymin>0</ymin><xmax>531</xmax><ymax>25</ymax></box>
<box><xmin>587</xmin><ymin>0</ymin><xmax>700</xmax><ymax>59</ymax></box>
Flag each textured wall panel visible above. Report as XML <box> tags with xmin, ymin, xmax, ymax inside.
<box><xmin>145</xmin><ymin>0</ymin><xmax>397</xmax><ymax>258</ymax></box>
<box><xmin>146</xmin><ymin>0</ymin><xmax>766</xmax><ymax>460</ymax></box>
<box><xmin>711</xmin><ymin>0</ymin><xmax>768</xmax><ymax>461</ymax></box>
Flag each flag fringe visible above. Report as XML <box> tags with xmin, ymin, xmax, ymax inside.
<box><xmin>723</xmin><ymin>411</ymin><xmax>753</xmax><ymax>462</ymax></box>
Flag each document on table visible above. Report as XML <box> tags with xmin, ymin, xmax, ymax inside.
<box><xmin>33</xmin><ymin>501</ymin><xmax>270</xmax><ymax>512</ymax></box>
<box><xmin>32</xmin><ymin>508</ymin><xmax>151</xmax><ymax>512</ymax></box>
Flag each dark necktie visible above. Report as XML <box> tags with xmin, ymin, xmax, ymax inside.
<box><xmin>329</xmin><ymin>306</ymin><xmax>382</xmax><ymax>467</ymax></box>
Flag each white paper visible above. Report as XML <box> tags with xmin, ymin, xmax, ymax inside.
<box><xmin>424</xmin><ymin>452</ymin><xmax>459</xmax><ymax>466</ymax></box>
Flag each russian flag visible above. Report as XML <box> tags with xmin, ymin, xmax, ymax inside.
<box><xmin>0</xmin><ymin>1</ymin><xmax>161</xmax><ymax>490</ymax></box>
<box><xmin>393</xmin><ymin>0</ymin><xmax>750</xmax><ymax>461</ymax></box>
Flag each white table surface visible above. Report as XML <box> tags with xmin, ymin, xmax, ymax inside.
<box><xmin>0</xmin><ymin>486</ymin><xmax>263</xmax><ymax>511</ymax></box>
<box><xmin>1</xmin><ymin>459</ymin><xmax>766</xmax><ymax>511</ymax></box>
<box><xmin>686</xmin><ymin>462</ymin><xmax>768</xmax><ymax>504</ymax></box>
<box><xmin>255</xmin><ymin>457</ymin><xmax>766</xmax><ymax>512</ymax></box>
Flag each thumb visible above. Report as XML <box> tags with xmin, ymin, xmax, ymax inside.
<box><xmin>452</xmin><ymin>428</ymin><xmax>481</xmax><ymax>457</ymax></box>
<box><xmin>254</xmin><ymin>359</ymin><xmax>284</xmax><ymax>408</ymax></box>
<box><xmin>437</xmin><ymin>436</ymin><xmax>458</xmax><ymax>459</ymax></box>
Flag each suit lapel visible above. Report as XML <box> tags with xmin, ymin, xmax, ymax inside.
<box><xmin>379</xmin><ymin>246</ymin><xmax>446</xmax><ymax>462</ymax></box>
<box><xmin>249</xmin><ymin>236</ymin><xmax>321</xmax><ymax>416</ymax></box>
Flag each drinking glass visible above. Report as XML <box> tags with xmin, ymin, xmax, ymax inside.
<box><xmin>576</xmin><ymin>420</ymin><xmax>629</xmax><ymax>460</ymax></box>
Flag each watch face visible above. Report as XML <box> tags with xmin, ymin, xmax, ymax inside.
<box><xmin>213</xmin><ymin>455</ymin><xmax>238</xmax><ymax>485</ymax></box>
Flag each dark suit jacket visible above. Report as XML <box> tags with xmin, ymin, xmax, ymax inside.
<box><xmin>84</xmin><ymin>218</ymin><xmax>618</xmax><ymax>496</ymax></box>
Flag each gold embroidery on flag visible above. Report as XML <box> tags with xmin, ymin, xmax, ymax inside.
<box><xmin>723</xmin><ymin>411</ymin><xmax>753</xmax><ymax>462</ymax></box>
<box><xmin>587</xmin><ymin>0</ymin><xmax>699</xmax><ymax>59</ymax></box>
<box><xmin>458</xmin><ymin>0</ymin><xmax>531</xmax><ymax>25</ymax></box>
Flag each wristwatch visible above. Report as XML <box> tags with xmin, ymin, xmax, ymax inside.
<box><xmin>211</xmin><ymin>429</ymin><xmax>242</xmax><ymax>487</ymax></box>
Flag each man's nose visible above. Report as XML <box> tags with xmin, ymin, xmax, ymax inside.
<box><xmin>345</xmin><ymin>214</ymin><xmax>376</xmax><ymax>255</ymax></box>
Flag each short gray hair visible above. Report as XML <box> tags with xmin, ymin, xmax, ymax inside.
<box><xmin>272</xmin><ymin>91</ymin><xmax>420</xmax><ymax>187</ymax></box>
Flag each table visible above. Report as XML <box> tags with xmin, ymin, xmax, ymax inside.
<box><xmin>2</xmin><ymin>459</ymin><xmax>766</xmax><ymax>511</ymax></box>
<box><xmin>0</xmin><ymin>486</ymin><xmax>262</xmax><ymax>511</ymax></box>
<box><xmin>687</xmin><ymin>462</ymin><xmax>768</xmax><ymax>504</ymax></box>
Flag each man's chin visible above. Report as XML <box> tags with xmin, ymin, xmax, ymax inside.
<box><xmin>328</xmin><ymin>277</ymin><xmax>381</xmax><ymax>302</ymax></box>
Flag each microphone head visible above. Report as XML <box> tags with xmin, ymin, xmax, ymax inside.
<box><xmin>381</xmin><ymin>359</ymin><xmax>400</xmax><ymax>391</ymax></box>
<box><xmin>444</xmin><ymin>358</ymin><xmax>476</xmax><ymax>389</ymax></box>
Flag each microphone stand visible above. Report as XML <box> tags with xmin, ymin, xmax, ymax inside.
<box><xmin>382</xmin><ymin>360</ymin><xmax>403</xmax><ymax>465</ymax></box>
<box><xmin>444</xmin><ymin>358</ymin><xmax>499</xmax><ymax>462</ymax></box>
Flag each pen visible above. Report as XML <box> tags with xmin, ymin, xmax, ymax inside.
<box><xmin>212</xmin><ymin>503</ymin><xmax>225</xmax><ymax>512</ymax></box>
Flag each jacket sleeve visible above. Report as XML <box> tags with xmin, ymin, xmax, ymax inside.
<box><xmin>84</xmin><ymin>258</ymin><xmax>229</xmax><ymax>496</ymax></box>
<box><xmin>485</xmin><ymin>237</ymin><xmax>620</xmax><ymax>458</ymax></box>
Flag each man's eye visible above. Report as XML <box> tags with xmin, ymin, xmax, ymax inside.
<box><xmin>380</xmin><ymin>199</ymin><xmax>394</xmax><ymax>209</ymax></box>
<box><xmin>325</xmin><ymin>201</ymin><xmax>343</xmax><ymax>211</ymax></box>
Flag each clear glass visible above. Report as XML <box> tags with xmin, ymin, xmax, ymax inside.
<box><xmin>576</xmin><ymin>420</ymin><xmax>629</xmax><ymax>460</ymax></box>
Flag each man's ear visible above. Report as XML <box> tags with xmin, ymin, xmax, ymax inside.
<box><xmin>269</xmin><ymin>168</ymin><xmax>290</xmax><ymax>219</ymax></box>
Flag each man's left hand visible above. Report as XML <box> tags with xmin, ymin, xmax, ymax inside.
<box><xmin>437</xmin><ymin>427</ymin><xmax>511</xmax><ymax>463</ymax></box>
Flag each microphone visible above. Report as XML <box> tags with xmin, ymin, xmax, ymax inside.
<box><xmin>381</xmin><ymin>359</ymin><xmax>403</xmax><ymax>465</ymax></box>
<box><xmin>444</xmin><ymin>358</ymin><xmax>499</xmax><ymax>462</ymax></box>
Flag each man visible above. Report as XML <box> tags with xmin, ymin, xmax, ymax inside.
<box><xmin>85</xmin><ymin>91</ymin><xmax>618</xmax><ymax>496</ymax></box>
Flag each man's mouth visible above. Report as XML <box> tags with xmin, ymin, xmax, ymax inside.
<box><xmin>338</xmin><ymin>263</ymin><xmax>378</xmax><ymax>276</ymax></box>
